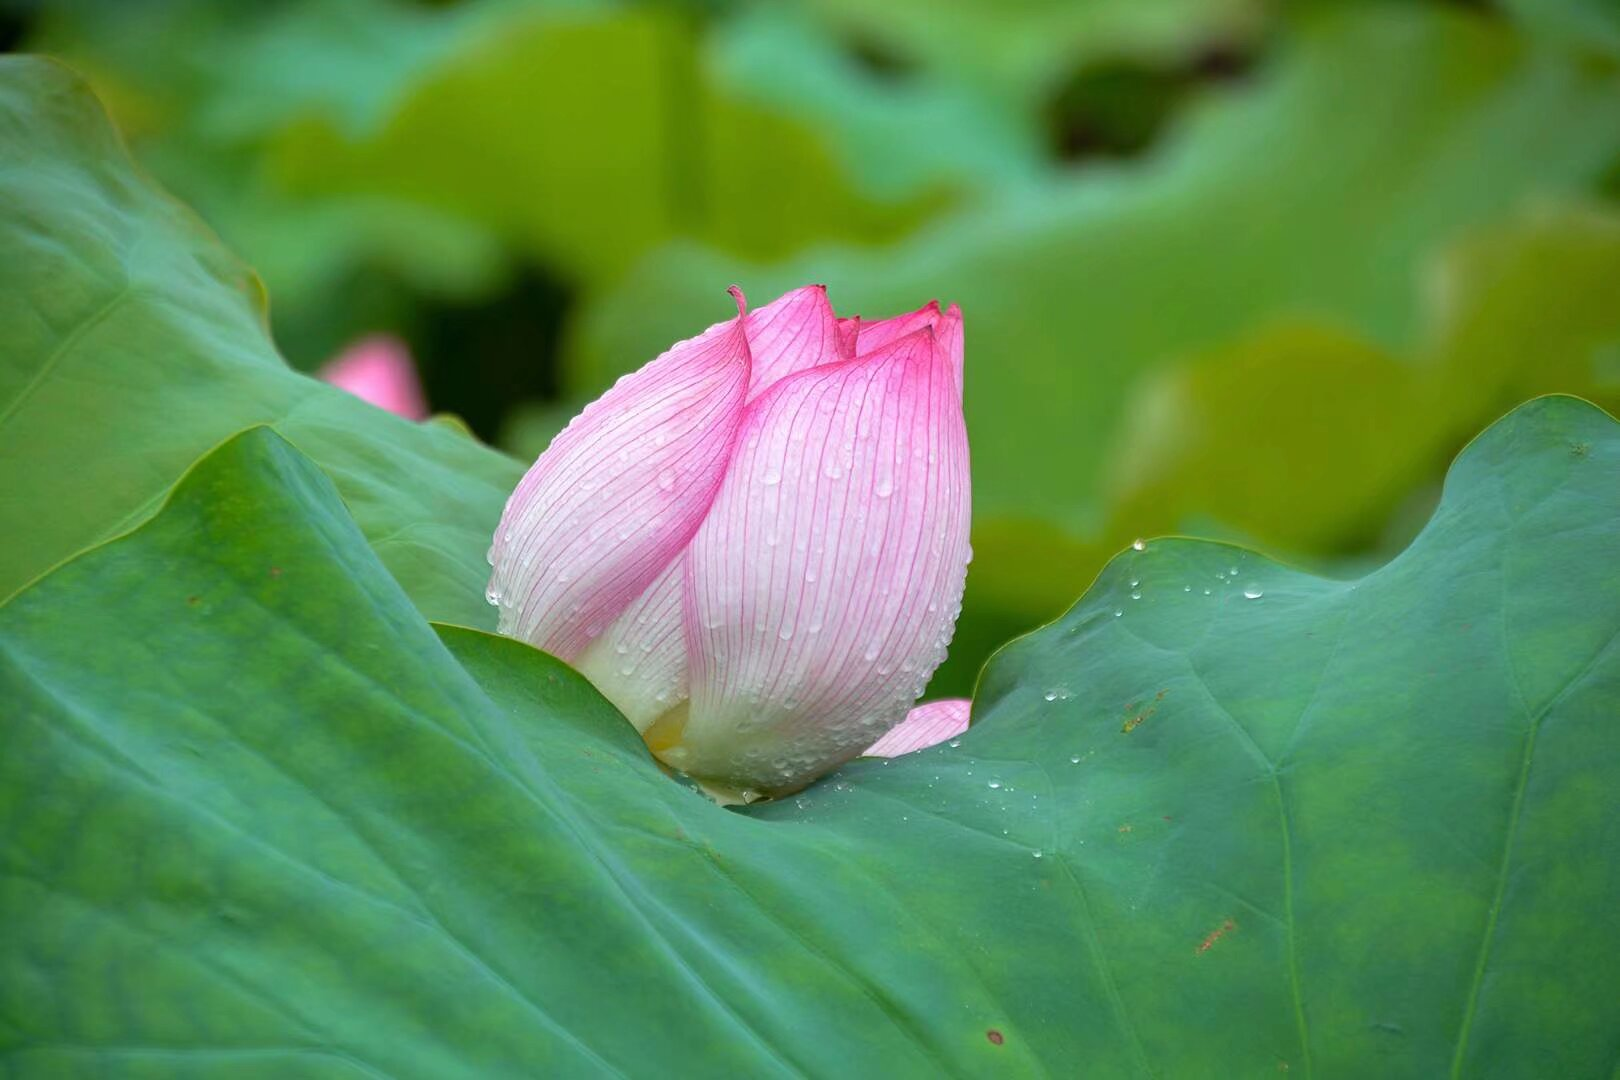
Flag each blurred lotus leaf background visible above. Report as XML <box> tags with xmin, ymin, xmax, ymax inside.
<box><xmin>9</xmin><ymin>0</ymin><xmax>1619</xmax><ymax>695</ymax></box>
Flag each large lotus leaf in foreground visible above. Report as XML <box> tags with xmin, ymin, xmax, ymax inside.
<box><xmin>3</xmin><ymin>394</ymin><xmax>1616</xmax><ymax>1075</ymax></box>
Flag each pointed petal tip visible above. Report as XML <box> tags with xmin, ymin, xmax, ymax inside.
<box><xmin>742</xmin><ymin>284</ymin><xmax>847</xmax><ymax>400</ymax></box>
<box><xmin>870</xmin><ymin>323</ymin><xmax>937</xmax><ymax>363</ymax></box>
<box><xmin>727</xmin><ymin>285</ymin><xmax>747</xmax><ymax>314</ymax></box>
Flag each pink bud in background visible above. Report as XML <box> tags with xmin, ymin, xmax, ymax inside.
<box><xmin>863</xmin><ymin>699</ymin><xmax>972</xmax><ymax>758</ymax></box>
<box><xmin>318</xmin><ymin>335</ymin><xmax>428</xmax><ymax>421</ymax></box>
<box><xmin>488</xmin><ymin>285</ymin><xmax>971</xmax><ymax>796</ymax></box>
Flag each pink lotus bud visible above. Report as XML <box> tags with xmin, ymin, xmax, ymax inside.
<box><xmin>863</xmin><ymin>699</ymin><xmax>972</xmax><ymax>758</ymax></box>
<box><xmin>489</xmin><ymin>286</ymin><xmax>971</xmax><ymax>796</ymax></box>
<box><xmin>318</xmin><ymin>335</ymin><xmax>428</xmax><ymax>421</ymax></box>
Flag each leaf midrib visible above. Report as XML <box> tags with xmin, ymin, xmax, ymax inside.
<box><xmin>1448</xmin><ymin>624</ymin><xmax>1620</xmax><ymax>1076</ymax></box>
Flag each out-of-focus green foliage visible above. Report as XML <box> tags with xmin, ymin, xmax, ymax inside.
<box><xmin>27</xmin><ymin>0</ymin><xmax>1012</xmax><ymax>361</ymax></box>
<box><xmin>799</xmin><ymin>0</ymin><xmax>1268</xmax><ymax>104</ymax></box>
<box><xmin>18</xmin><ymin>0</ymin><xmax>1620</xmax><ymax>696</ymax></box>
<box><xmin>1501</xmin><ymin>0</ymin><xmax>1620</xmax><ymax>57</ymax></box>
<box><xmin>567</xmin><ymin>7</ymin><xmax>1620</xmax><ymax>692</ymax></box>
<box><xmin>1108</xmin><ymin>204</ymin><xmax>1620</xmax><ymax>556</ymax></box>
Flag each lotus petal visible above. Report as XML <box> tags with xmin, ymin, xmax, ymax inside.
<box><xmin>488</xmin><ymin>293</ymin><xmax>750</xmax><ymax>661</ymax></box>
<box><xmin>863</xmin><ymin>698</ymin><xmax>972</xmax><ymax>757</ymax></box>
<box><xmin>573</xmin><ymin>557</ymin><xmax>689</xmax><ymax>733</ymax></box>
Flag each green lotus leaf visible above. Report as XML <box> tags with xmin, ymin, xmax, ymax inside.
<box><xmin>0</xmin><ymin>56</ymin><xmax>522</xmax><ymax>627</ymax></box>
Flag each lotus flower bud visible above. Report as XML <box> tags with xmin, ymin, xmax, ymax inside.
<box><xmin>318</xmin><ymin>335</ymin><xmax>428</xmax><ymax>420</ymax></box>
<box><xmin>489</xmin><ymin>286</ymin><xmax>970</xmax><ymax>795</ymax></box>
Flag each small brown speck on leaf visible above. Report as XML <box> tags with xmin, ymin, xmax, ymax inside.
<box><xmin>186</xmin><ymin>596</ymin><xmax>200</xmax><ymax>606</ymax></box>
<box><xmin>1122</xmin><ymin>705</ymin><xmax>1155</xmax><ymax>733</ymax></box>
<box><xmin>986</xmin><ymin>1029</ymin><xmax>1004</xmax><ymax>1046</ymax></box>
<box><xmin>269</xmin><ymin>566</ymin><xmax>283</xmax><ymax>578</ymax></box>
<box><xmin>1196</xmin><ymin>918</ymin><xmax>1237</xmax><ymax>955</ymax></box>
